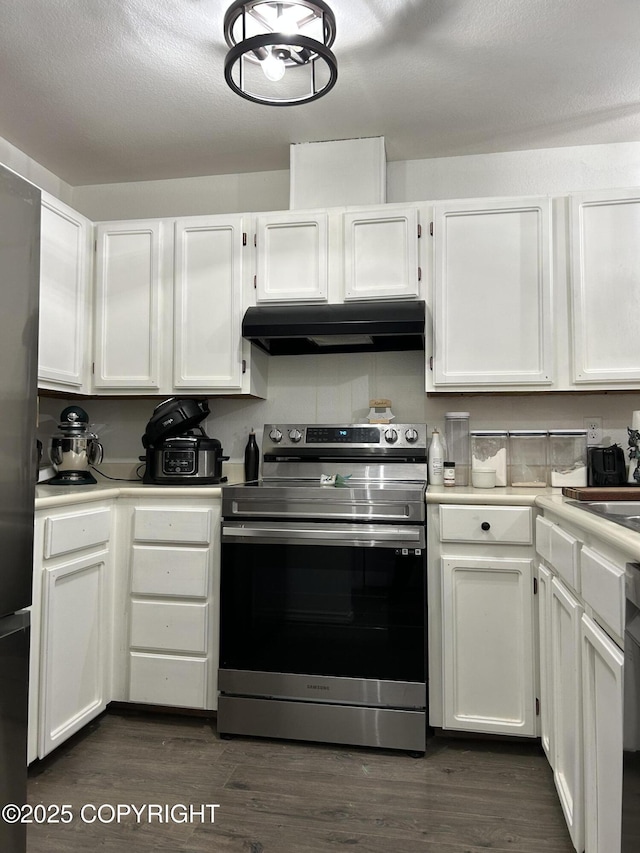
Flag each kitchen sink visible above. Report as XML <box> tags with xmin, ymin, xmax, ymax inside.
<box><xmin>568</xmin><ymin>500</ymin><xmax>640</xmax><ymax>532</ymax></box>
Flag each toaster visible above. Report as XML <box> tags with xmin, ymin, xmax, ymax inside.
<box><xmin>587</xmin><ymin>445</ymin><xmax>627</xmax><ymax>486</ymax></box>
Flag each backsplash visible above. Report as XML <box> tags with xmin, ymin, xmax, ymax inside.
<box><xmin>38</xmin><ymin>350</ymin><xmax>640</xmax><ymax>467</ymax></box>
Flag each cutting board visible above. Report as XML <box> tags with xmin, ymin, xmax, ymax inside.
<box><xmin>562</xmin><ymin>486</ymin><xmax>640</xmax><ymax>500</ymax></box>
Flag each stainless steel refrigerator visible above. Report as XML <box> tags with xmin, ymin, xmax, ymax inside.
<box><xmin>0</xmin><ymin>164</ymin><xmax>40</xmax><ymax>852</ymax></box>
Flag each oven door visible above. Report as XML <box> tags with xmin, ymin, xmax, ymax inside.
<box><xmin>220</xmin><ymin>520</ymin><xmax>426</xmax><ymax>688</ymax></box>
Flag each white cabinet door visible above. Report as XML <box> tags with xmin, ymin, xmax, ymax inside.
<box><xmin>38</xmin><ymin>194</ymin><xmax>92</xmax><ymax>392</ymax></box>
<box><xmin>581</xmin><ymin>613</ymin><xmax>624</xmax><ymax>853</ymax></box>
<box><xmin>173</xmin><ymin>216</ymin><xmax>245</xmax><ymax>390</ymax></box>
<box><xmin>570</xmin><ymin>188</ymin><xmax>640</xmax><ymax>384</ymax></box>
<box><xmin>39</xmin><ymin>550</ymin><xmax>108</xmax><ymax>757</ymax></box>
<box><xmin>255</xmin><ymin>211</ymin><xmax>328</xmax><ymax>301</ymax></box>
<box><xmin>432</xmin><ymin>196</ymin><xmax>553</xmax><ymax>388</ymax></box>
<box><xmin>442</xmin><ymin>556</ymin><xmax>536</xmax><ymax>736</ymax></box>
<box><xmin>343</xmin><ymin>207</ymin><xmax>420</xmax><ymax>300</ymax></box>
<box><xmin>550</xmin><ymin>576</ymin><xmax>584</xmax><ymax>853</ymax></box>
<box><xmin>94</xmin><ymin>220</ymin><xmax>165</xmax><ymax>389</ymax></box>
<box><xmin>538</xmin><ymin>563</ymin><xmax>553</xmax><ymax>762</ymax></box>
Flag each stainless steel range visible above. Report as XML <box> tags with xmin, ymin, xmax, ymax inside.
<box><xmin>218</xmin><ymin>423</ymin><xmax>428</xmax><ymax>754</ymax></box>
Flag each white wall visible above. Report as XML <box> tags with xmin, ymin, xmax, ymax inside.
<box><xmin>69</xmin><ymin>140</ymin><xmax>640</xmax><ymax>222</ymax></box>
<box><xmin>71</xmin><ymin>169</ymin><xmax>290</xmax><ymax>221</ymax></box>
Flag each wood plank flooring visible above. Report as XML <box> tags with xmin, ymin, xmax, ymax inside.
<box><xmin>27</xmin><ymin>710</ymin><xmax>575</xmax><ymax>853</ymax></box>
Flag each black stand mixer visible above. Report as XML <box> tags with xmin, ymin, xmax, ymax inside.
<box><xmin>47</xmin><ymin>406</ymin><xmax>104</xmax><ymax>485</ymax></box>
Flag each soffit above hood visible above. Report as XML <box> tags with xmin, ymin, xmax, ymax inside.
<box><xmin>242</xmin><ymin>300</ymin><xmax>425</xmax><ymax>356</ymax></box>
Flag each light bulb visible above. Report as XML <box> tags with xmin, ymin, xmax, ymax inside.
<box><xmin>261</xmin><ymin>50</ymin><xmax>286</xmax><ymax>81</ymax></box>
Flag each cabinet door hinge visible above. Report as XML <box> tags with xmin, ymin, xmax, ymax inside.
<box><xmin>253</xmin><ymin>275</ymin><xmax>257</xmax><ymax>289</ymax></box>
<box><xmin>242</xmin><ymin>232</ymin><xmax>247</xmax><ymax>246</ymax></box>
<box><xmin>94</xmin><ymin>239</ymin><xmax>97</xmax><ymax>252</ymax></box>
<box><xmin>242</xmin><ymin>359</ymin><xmax>247</xmax><ymax>374</ymax></box>
<box><xmin>533</xmin><ymin>577</ymin><xmax>538</xmax><ymax>595</ymax></box>
<box><xmin>92</xmin><ymin>362</ymin><xmax>95</xmax><ymax>375</ymax></box>
<box><xmin>418</xmin><ymin>266</ymin><xmax>422</xmax><ymax>282</ymax></box>
<box><xmin>417</xmin><ymin>223</ymin><xmax>422</xmax><ymax>238</ymax></box>
<box><xmin>536</xmin><ymin>697</ymin><xmax>540</xmax><ymax>716</ymax></box>
<box><xmin>429</xmin><ymin>356</ymin><xmax>433</xmax><ymax>371</ymax></box>
<box><xmin>254</xmin><ymin>233</ymin><xmax>257</xmax><ymax>247</ymax></box>
<box><xmin>429</xmin><ymin>221</ymin><xmax>434</xmax><ymax>237</ymax></box>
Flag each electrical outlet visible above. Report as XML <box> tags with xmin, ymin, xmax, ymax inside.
<box><xmin>584</xmin><ymin>417</ymin><xmax>603</xmax><ymax>446</ymax></box>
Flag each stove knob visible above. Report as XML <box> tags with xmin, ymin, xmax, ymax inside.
<box><xmin>288</xmin><ymin>428</ymin><xmax>302</xmax><ymax>443</ymax></box>
<box><xmin>384</xmin><ymin>428</ymin><xmax>398</xmax><ymax>444</ymax></box>
<box><xmin>269</xmin><ymin>428</ymin><xmax>283</xmax><ymax>443</ymax></box>
<box><xmin>405</xmin><ymin>428</ymin><xmax>419</xmax><ymax>444</ymax></box>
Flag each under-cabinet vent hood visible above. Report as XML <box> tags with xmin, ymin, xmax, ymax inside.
<box><xmin>242</xmin><ymin>300</ymin><xmax>425</xmax><ymax>356</ymax></box>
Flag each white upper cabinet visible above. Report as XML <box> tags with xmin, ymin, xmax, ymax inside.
<box><xmin>431</xmin><ymin>196</ymin><xmax>553</xmax><ymax>389</ymax></box>
<box><xmin>343</xmin><ymin>206</ymin><xmax>420</xmax><ymax>300</ymax></box>
<box><xmin>570</xmin><ymin>188</ymin><xmax>640</xmax><ymax>384</ymax></box>
<box><xmin>94</xmin><ymin>220</ymin><xmax>165</xmax><ymax>390</ymax></box>
<box><xmin>38</xmin><ymin>194</ymin><xmax>92</xmax><ymax>393</ymax></box>
<box><xmin>92</xmin><ymin>216</ymin><xmax>265</xmax><ymax>396</ymax></box>
<box><xmin>255</xmin><ymin>210</ymin><xmax>328</xmax><ymax>302</ymax></box>
<box><xmin>174</xmin><ymin>216</ymin><xmax>244</xmax><ymax>390</ymax></box>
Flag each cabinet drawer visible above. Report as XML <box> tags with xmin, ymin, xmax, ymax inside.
<box><xmin>44</xmin><ymin>507</ymin><xmax>111</xmax><ymax>558</ymax></box>
<box><xmin>535</xmin><ymin>516</ymin><xmax>553</xmax><ymax>563</ymax></box>
<box><xmin>130</xmin><ymin>600</ymin><xmax>208</xmax><ymax>653</ymax></box>
<box><xmin>580</xmin><ymin>546</ymin><xmax>625</xmax><ymax>638</ymax></box>
<box><xmin>133</xmin><ymin>508</ymin><xmax>211</xmax><ymax>544</ymax></box>
<box><xmin>131</xmin><ymin>546</ymin><xmax>209</xmax><ymax>598</ymax></box>
<box><xmin>549</xmin><ymin>524</ymin><xmax>581</xmax><ymax>592</ymax></box>
<box><xmin>128</xmin><ymin>652</ymin><xmax>208</xmax><ymax>709</ymax></box>
<box><xmin>439</xmin><ymin>505</ymin><xmax>532</xmax><ymax>545</ymax></box>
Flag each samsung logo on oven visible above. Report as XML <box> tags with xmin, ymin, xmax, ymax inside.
<box><xmin>306</xmin><ymin>684</ymin><xmax>330</xmax><ymax>691</ymax></box>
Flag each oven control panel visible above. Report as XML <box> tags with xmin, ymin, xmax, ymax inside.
<box><xmin>263</xmin><ymin>423</ymin><xmax>427</xmax><ymax>453</ymax></box>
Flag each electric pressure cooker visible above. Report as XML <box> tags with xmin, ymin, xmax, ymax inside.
<box><xmin>141</xmin><ymin>397</ymin><xmax>228</xmax><ymax>485</ymax></box>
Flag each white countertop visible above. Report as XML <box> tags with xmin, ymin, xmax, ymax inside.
<box><xmin>35</xmin><ymin>479</ymin><xmax>224</xmax><ymax>509</ymax></box>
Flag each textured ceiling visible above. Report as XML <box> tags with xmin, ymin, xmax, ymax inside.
<box><xmin>1</xmin><ymin>0</ymin><xmax>639</xmax><ymax>185</ymax></box>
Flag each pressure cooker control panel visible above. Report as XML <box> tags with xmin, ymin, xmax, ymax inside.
<box><xmin>263</xmin><ymin>423</ymin><xmax>427</xmax><ymax>453</ymax></box>
<box><xmin>162</xmin><ymin>449</ymin><xmax>197</xmax><ymax>475</ymax></box>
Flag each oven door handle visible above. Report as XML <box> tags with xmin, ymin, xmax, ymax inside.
<box><xmin>221</xmin><ymin>523</ymin><xmax>424</xmax><ymax>548</ymax></box>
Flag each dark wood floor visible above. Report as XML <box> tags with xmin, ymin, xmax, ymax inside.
<box><xmin>27</xmin><ymin>710</ymin><xmax>575</xmax><ymax>853</ymax></box>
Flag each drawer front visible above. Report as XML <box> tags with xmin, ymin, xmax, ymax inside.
<box><xmin>128</xmin><ymin>652</ymin><xmax>208</xmax><ymax>709</ymax></box>
<box><xmin>131</xmin><ymin>546</ymin><xmax>209</xmax><ymax>598</ymax></box>
<box><xmin>133</xmin><ymin>508</ymin><xmax>211</xmax><ymax>544</ymax></box>
<box><xmin>439</xmin><ymin>505</ymin><xmax>532</xmax><ymax>545</ymax></box>
<box><xmin>535</xmin><ymin>516</ymin><xmax>553</xmax><ymax>563</ymax></box>
<box><xmin>44</xmin><ymin>507</ymin><xmax>111</xmax><ymax>558</ymax></box>
<box><xmin>130</xmin><ymin>600</ymin><xmax>208</xmax><ymax>653</ymax></box>
<box><xmin>549</xmin><ymin>524</ymin><xmax>581</xmax><ymax>592</ymax></box>
<box><xmin>580</xmin><ymin>545</ymin><xmax>625</xmax><ymax>638</ymax></box>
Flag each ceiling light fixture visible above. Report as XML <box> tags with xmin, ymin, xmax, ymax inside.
<box><xmin>224</xmin><ymin>1</ymin><xmax>337</xmax><ymax>106</ymax></box>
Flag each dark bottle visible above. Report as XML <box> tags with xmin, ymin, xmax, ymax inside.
<box><xmin>244</xmin><ymin>429</ymin><xmax>260</xmax><ymax>482</ymax></box>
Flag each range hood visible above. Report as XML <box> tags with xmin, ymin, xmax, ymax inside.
<box><xmin>242</xmin><ymin>300</ymin><xmax>425</xmax><ymax>356</ymax></box>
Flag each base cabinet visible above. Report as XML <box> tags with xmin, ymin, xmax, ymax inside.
<box><xmin>120</xmin><ymin>500</ymin><xmax>221</xmax><ymax>711</ymax></box>
<box><xmin>30</xmin><ymin>502</ymin><xmax>113</xmax><ymax>761</ymax></box>
<box><xmin>442</xmin><ymin>556</ymin><xmax>536</xmax><ymax>735</ymax></box>
<box><xmin>429</xmin><ymin>503</ymin><xmax>537</xmax><ymax>737</ymax></box>
<box><xmin>39</xmin><ymin>551</ymin><xmax>108</xmax><ymax>757</ymax></box>
<box><xmin>550</xmin><ymin>575</ymin><xmax>584</xmax><ymax>853</ymax></box>
<box><xmin>539</xmin><ymin>510</ymin><xmax>626</xmax><ymax>853</ymax></box>
<box><xmin>581</xmin><ymin>613</ymin><xmax>624</xmax><ymax>853</ymax></box>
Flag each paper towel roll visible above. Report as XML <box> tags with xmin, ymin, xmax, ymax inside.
<box><xmin>632</xmin><ymin>411</ymin><xmax>640</xmax><ymax>431</ymax></box>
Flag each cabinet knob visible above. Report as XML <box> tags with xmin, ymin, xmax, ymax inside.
<box><xmin>481</xmin><ymin>521</ymin><xmax>491</xmax><ymax>531</ymax></box>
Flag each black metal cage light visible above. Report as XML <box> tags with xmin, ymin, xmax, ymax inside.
<box><xmin>224</xmin><ymin>1</ymin><xmax>337</xmax><ymax>106</ymax></box>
